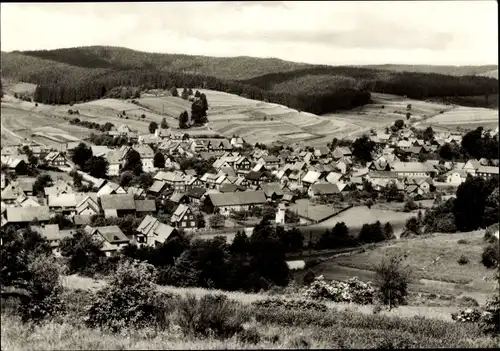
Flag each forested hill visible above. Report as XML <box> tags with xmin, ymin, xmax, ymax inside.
<box><xmin>11</xmin><ymin>46</ymin><xmax>312</xmax><ymax>80</ymax></box>
<box><xmin>1</xmin><ymin>46</ymin><xmax>498</xmax><ymax>114</ymax></box>
<box><xmin>356</xmin><ymin>64</ymin><xmax>498</xmax><ymax>77</ymax></box>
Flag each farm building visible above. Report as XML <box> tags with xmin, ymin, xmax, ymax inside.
<box><xmin>390</xmin><ymin>162</ymin><xmax>436</xmax><ymax>178</ymax></box>
<box><xmin>308</xmin><ymin>182</ymin><xmax>346</xmax><ymax>198</ymax></box>
<box><xmin>260</xmin><ymin>182</ymin><xmax>284</xmax><ymax>201</ymax></box>
<box><xmin>205</xmin><ymin>191</ymin><xmax>267</xmax><ymax>216</ymax></box>
<box><xmin>85</xmin><ymin>225</ymin><xmax>130</xmax><ymax>257</ymax></box>
<box><xmin>5</xmin><ymin>206</ymin><xmax>50</xmax><ymax>226</ymax></box>
<box><xmin>44</xmin><ymin>151</ymin><xmax>68</xmax><ymax>167</ymax></box>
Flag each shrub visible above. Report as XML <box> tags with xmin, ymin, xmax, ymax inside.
<box><xmin>238</xmin><ymin>327</ymin><xmax>261</xmax><ymax>344</ymax></box>
<box><xmin>85</xmin><ymin>260</ymin><xmax>171</xmax><ymax>332</ymax></box>
<box><xmin>481</xmin><ymin>244</ymin><xmax>499</xmax><ymax>269</ymax></box>
<box><xmin>175</xmin><ymin>293</ymin><xmax>247</xmax><ymax>339</ymax></box>
<box><xmin>374</xmin><ymin>254</ymin><xmax>412</xmax><ymax>310</ymax></box>
<box><xmin>302</xmin><ymin>276</ymin><xmax>375</xmax><ymax>305</ymax></box>
<box><xmin>480</xmin><ymin>295</ymin><xmax>500</xmax><ymax>335</ymax></box>
<box><xmin>457</xmin><ymin>255</ymin><xmax>469</xmax><ymax>265</ymax></box>
<box><xmin>252</xmin><ymin>298</ymin><xmax>328</xmax><ymax>313</ymax></box>
<box><xmin>452</xmin><ymin>308</ymin><xmax>483</xmax><ymax>323</ymax></box>
<box><xmin>19</xmin><ymin>254</ymin><xmax>64</xmax><ymax>323</ymax></box>
<box><xmin>457</xmin><ymin>239</ymin><xmax>470</xmax><ymax>245</ymax></box>
<box><xmin>403</xmin><ymin>199</ymin><xmax>418</xmax><ymax>212</ymax></box>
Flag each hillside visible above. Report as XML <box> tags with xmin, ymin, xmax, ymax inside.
<box><xmin>11</xmin><ymin>46</ymin><xmax>312</xmax><ymax>80</ymax></box>
<box><xmin>478</xmin><ymin>69</ymin><xmax>499</xmax><ymax>79</ymax></box>
<box><xmin>1</xmin><ymin>47</ymin><xmax>498</xmax><ymax>114</ymax></box>
<box><xmin>357</xmin><ymin>64</ymin><xmax>498</xmax><ymax>77</ymax></box>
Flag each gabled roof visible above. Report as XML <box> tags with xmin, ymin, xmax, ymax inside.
<box><xmin>171</xmin><ymin>204</ymin><xmax>191</xmax><ymax>223</ymax></box>
<box><xmin>100</xmin><ymin>194</ymin><xmax>136</xmax><ymax>210</ymax></box>
<box><xmin>1</xmin><ymin>185</ymin><xmax>25</xmax><ymax>200</ymax></box>
<box><xmin>136</xmin><ymin>215</ymin><xmax>176</xmax><ymax>243</ymax></box>
<box><xmin>208</xmin><ymin>191</ymin><xmax>267</xmax><ymax>207</ymax></box>
<box><xmin>391</xmin><ymin>162</ymin><xmax>434</xmax><ymax>173</ymax></box>
<box><xmin>219</xmin><ymin>183</ymin><xmax>246</xmax><ymax>193</ymax></box>
<box><xmin>302</xmin><ymin>171</ymin><xmax>321</xmax><ymax>184</ymax></box>
<box><xmin>149</xmin><ymin>180</ymin><xmax>167</xmax><ymax>193</ymax></box>
<box><xmin>326</xmin><ymin>172</ymin><xmax>343</xmax><ymax>184</ymax></box>
<box><xmin>30</xmin><ymin>224</ymin><xmax>66</xmax><ymax>242</ymax></box>
<box><xmin>246</xmin><ymin>171</ymin><xmax>265</xmax><ymax>181</ymax></box>
<box><xmin>93</xmin><ymin>226</ymin><xmax>130</xmax><ymax>244</ymax></box>
<box><xmin>310</xmin><ymin>182</ymin><xmax>345</xmax><ymax>195</ymax></box>
<box><xmin>135</xmin><ymin>199</ymin><xmax>156</xmax><ymax>212</ymax></box>
<box><xmin>6</xmin><ymin>206</ymin><xmax>50</xmax><ymax>222</ymax></box>
<box><xmin>187</xmin><ymin>187</ymin><xmax>206</xmax><ymax>199</ymax></box>
<box><xmin>127</xmin><ymin>186</ymin><xmax>145</xmax><ymax>197</ymax></box>
<box><xmin>169</xmin><ymin>192</ymin><xmax>188</xmax><ymax>203</ymax></box>
<box><xmin>260</xmin><ymin>182</ymin><xmax>284</xmax><ymax>197</ymax></box>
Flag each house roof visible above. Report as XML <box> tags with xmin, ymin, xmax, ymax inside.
<box><xmin>30</xmin><ymin>224</ymin><xmax>66</xmax><ymax>242</ymax></box>
<box><xmin>171</xmin><ymin>204</ymin><xmax>191</xmax><ymax>223</ymax></box>
<box><xmin>14</xmin><ymin>177</ymin><xmax>36</xmax><ymax>193</ymax></box>
<box><xmin>208</xmin><ymin>191</ymin><xmax>267</xmax><ymax>207</ymax></box>
<box><xmin>302</xmin><ymin>171</ymin><xmax>321</xmax><ymax>184</ymax></box>
<box><xmin>135</xmin><ymin>199</ymin><xmax>156</xmax><ymax>212</ymax></box>
<box><xmin>100</xmin><ymin>194</ymin><xmax>136</xmax><ymax>210</ymax></box>
<box><xmin>260</xmin><ymin>182</ymin><xmax>284</xmax><ymax>197</ymax></box>
<box><xmin>246</xmin><ymin>171</ymin><xmax>265</xmax><ymax>181</ymax></box>
<box><xmin>187</xmin><ymin>187</ymin><xmax>206</xmax><ymax>199</ymax></box>
<box><xmin>219</xmin><ymin>183</ymin><xmax>246</xmax><ymax>193</ymax></box>
<box><xmin>184</xmin><ymin>169</ymin><xmax>197</xmax><ymax>177</ymax></box>
<box><xmin>478</xmin><ymin>166</ymin><xmax>499</xmax><ymax>174</ymax></box>
<box><xmin>149</xmin><ymin>180</ymin><xmax>167</xmax><ymax>193</ymax></box>
<box><xmin>326</xmin><ymin>172</ymin><xmax>343</xmax><ymax>184</ymax></box>
<box><xmin>6</xmin><ymin>206</ymin><xmax>50</xmax><ymax>222</ymax></box>
<box><xmin>93</xmin><ymin>225</ymin><xmax>129</xmax><ymax>244</ymax></box>
<box><xmin>1</xmin><ymin>185</ymin><xmax>25</xmax><ymax>200</ymax></box>
<box><xmin>127</xmin><ymin>186</ymin><xmax>145</xmax><ymax>197</ymax></box>
<box><xmin>391</xmin><ymin>162</ymin><xmax>434</xmax><ymax>173</ymax></box>
<box><xmin>169</xmin><ymin>192</ymin><xmax>187</xmax><ymax>203</ymax></box>
<box><xmin>136</xmin><ymin>215</ymin><xmax>176</xmax><ymax>243</ymax></box>
<box><xmin>73</xmin><ymin>215</ymin><xmax>93</xmax><ymax>226</ymax></box>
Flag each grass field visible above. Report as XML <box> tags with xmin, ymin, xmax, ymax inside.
<box><xmin>418</xmin><ymin>106</ymin><xmax>499</xmax><ymax>132</ymax></box>
<box><xmin>308</xmin><ymin>230</ymin><xmax>496</xmax><ymax>306</ymax></box>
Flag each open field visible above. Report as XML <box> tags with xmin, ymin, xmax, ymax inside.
<box><xmin>417</xmin><ymin>106</ymin><xmax>499</xmax><ymax>132</ymax></box>
<box><xmin>309</xmin><ymin>230</ymin><xmax>496</xmax><ymax>305</ymax></box>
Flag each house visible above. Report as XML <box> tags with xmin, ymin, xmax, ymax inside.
<box><xmin>258</xmin><ymin>155</ymin><xmax>280</xmax><ymax>169</ymax></box>
<box><xmin>74</xmin><ymin>195</ymin><xmax>100</xmax><ymax>219</ymax></box>
<box><xmin>48</xmin><ymin>193</ymin><xmax>98</xmax><ymax>215</ymax></box>
<box><xmin>87</xmin><ymin>225</ymin><xmax>130</xmax><ymax>257</ymax></box>
<box><xmin>308</xmin><ymin>182</ymin><xmax>346</xmax><ymax>198</ymax></box>
<box><xmin>5</xmin><ymin>206</ymin><xmax>50</xmax><ymax>225</ymax></box>
<box><xmin>136</xmin><ymin>215</ymin><xmax>178</xmax><ymax>246</ymax></box>
<box><xmin>234</xmin><ymin>156</ymin><xmax>252</xmax><ymax>171</ymax></box>
<box><xmin>30</xmin><ymin>224</ymin><xmax>70</xmax><ymax>255</ymax></box>
<box><xmin>170</xmin><ymin>204</ymin><xmax>197</xmax><ymax>230</ymax></box>
<box><xmin>13</xmin><ymin>177</ymin><xmax>36</xmax><ymax>196</ymax></box>
<box><xmin>97</xmin><ymin>182</ymin><xmax>127</xmax><ymax>197</ymax></box>
<box><xmin>245</xmin><ymin>171</ymin><xmax>268</xmax><ymax>186</ymax></box>
<box><xmin>477</xmin><ymin>166</ymin><xmax>499</xmax><ymax>179</ymax></box>
<box><xmin>230</xmin><ymin>137</ymin><xmax>244</xmax><ymax>149</ymax></box>
<box><xmin>187</xmin><ymin>187</ymin><xmax>207</xmax><ymax>205</ymax></box>
<box><xmin>4</xmin><ymin>157</ymin><xmax>28</xmax><ymax>174</ymax></box>
<box><xmin>44</xmin><ymin>151</ymin><xmax>67</xmax><ymax>167</ymax></box>
<box><xmin>301</xmin><ymin>171</ymin><xmax>322</xmax><ymax>187</ymax></box>
<box><xmin>100</xmin><ymin>194</ymin><xmax>136</xmax><ymax>218</ymax></box>
<box><xmin>326</xmin><ymin>172</ymin><xmax>343</xmax><ymax>184</ymax></box>
<box><xmin>314</xmin><ymin>146</ymin><xmax>331</xmax><ymax>159</ymax></box>
<box><xmin>260</xmin><ymin>182</ymin><xmax>284</xmax><ymax>201</ymax></box>
<box><xmin>155</xmin><ymin>171</ymin><xmax>186</xmax><ymax>192</ymax></box>
<box><xmin>106</xmin><ymin>150</ymin><xmax>122</xmax><ymax>176</ymax></box>
<box><xmin>44</xmin><ymin>180</ymin><xmax>74</xmax><ymax>196</ymax></box>
<box><xmin>117</xmin><ymin>124</ymin><xmax>133</xmax><ymax>135</ymax></box>
<box><xmin>1</xmin><ymin>185</ymin><xmax>25</xmax><ymax>204</ymax></box>
<box><xmin>390</xmin><ymin>162</ymin><xmax>436</xmax><ymax>178</ymax></box>
<box><xmin>332</xmin><ymin>147</ymin><xmax>351</xmax><ymax>159</ymax></box>
<box><xmin>132</xmin><ymin>144</ymin><xmax>155</xmax><ymax>172</ymax></box>
<box><xmin>219</xmin><ymin>183</ymin><xmax>246</xmax><ymax>193</ymax></box>
<box><xmin>205</xmin><ymin>191</ymin><xmax>267</xmax><ymax>216</ymax></box>
<box><xmin>148</xmin><ymin>180</ymin><xmax>170</xmax><ymax>198</ymax></box>
<box><xmin>463</xmin><ymin>159</ymin><xmax>481</xmax><ymax>175</ymax></box>
<box><xmin>445</xmin><ymin>170</ymin><xmax>468</xmax><ymax>186</ymax></box>
<box><xmin>168</xmin><ymin>192</ymin><xmax>189</xmax><ymax>205</ymax></box>
<box><xmin>17</xmin><ymin>195</ymin><xmax>41</xmax><ymax>208</ymax></box>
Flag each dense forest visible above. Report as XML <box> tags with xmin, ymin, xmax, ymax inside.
<box><xmin>1</xmin><ymin>46</ymin><xmax>498</xmax><ymax>115</ymax></box>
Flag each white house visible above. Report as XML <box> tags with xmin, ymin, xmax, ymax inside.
<box><xmin>275</xmin><ymin>203</ymin><xmax>286</xmax><ymax>226</ymax></box>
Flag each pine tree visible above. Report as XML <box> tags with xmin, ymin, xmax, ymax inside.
<box><xmin>170</xmin><ymin>87</ymin><xmax>179</xmax><ymax>97</ymax></box>
<box><xmin>160</xmin><ymin>118</ymin><xmax>168</xmax><ymax>129</ymax></box>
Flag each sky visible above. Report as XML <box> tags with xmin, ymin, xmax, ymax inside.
<box><xmin>1</xmin><ymin>1</ymin><xmax>498</xmax><ymax>66</ymax></box>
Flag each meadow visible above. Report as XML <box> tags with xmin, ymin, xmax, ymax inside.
<box><xmin>308</xmin><ymin>230</ymin><xmax>496</xmax><ymax>306</ymax></box>
<box><xmin>418</xmin><ymin>106</ymin><xmax>499</xmax><ymax>132</ymax></box>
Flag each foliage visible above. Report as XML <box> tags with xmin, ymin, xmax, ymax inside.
<box><xmin>179</xmin><ymin>156</ymin><xmax>215</xmax><ymax>175</ymax></box>
<box><xmin>403</xmin><ymin>199</ymin><xmax>418</xmax><ymax>212</ymax></box>
<box><xmin>316</xmin><ymin>222</ymin><xmax>355</xmax><ymax>250</ymax></box>
<box><xmin>374</xmin><ymin>254</ymin><xmax>412</xmax><ymax>310</ymax></box>
<box><xmin>179</xmin><ymin>111</ymin><xmax>189</xmax><ymax>129</ymax></box>
<box><xmin>153</xmin><ymin>152</ymin><xmax>165</xmax><ymax>168</ymax></box>
<box><xmin>481</xmin><ymin>244</ymin><xmax>499</xmax><ymax>269</ymax></box>
<box><xmin>122</xmin><ymin>149</ymin><xmax>142</xmax><ymax>175</ymax></box>
<box><xmin>83</xmin><ymin>156</ymin><xmax>109</xmax><ymax>178</ymax></box>
<box><xmin>359</xmin><ymin>221</ymin><xmax>393</xmax><ymax>243</ymax></box>
<box><xmin>461</xmin><ymin>127</ymin><xmax>499</xmax><ymax>160</ymax></box>
<box><xmin>302</xmin><ymin>275</ymin><xmax>375</xmax><ymax>305</ymax></box>
<box><xmin>457</xmin><ymin>255</ymin><xmax>469</xmax><ymax>265</ymax></box>
<box><xmin>71</xmin><ymin>142</ymin><xmax>93</xmax><ymax>169</ymax></box>
<box><xmin>32</xmin><ymin>174</ymin><xmax>52</xmax><ymax>196</ymax></box>
<box><xmin>176</xmin><ymin>293</ymin><xmax>248</xmax><ymax>339</ymax></box>
<box><xmin>252</xmin><ymin>298</ymin><xmax>327</xmax><ymax>312</ymax></box>
<box><xmin>394</xmin><ymin>119</ymin><xmax>404</xmax><ymax>129</ymax></box>
<box><xmin>148</xmin><ymin>121</ymin><xmax>158</xmax><ymax>134</ymax></box>
<box><xmin>59</xmin><ymin>229</ymin><xmax>106</xmax><ymax>276</ymax></box>
<box><xmin>209</xmin><ymin>214</ymin><xmax>225</xmax><ymax>229</ymax></box>
<box><xmin>352</xmin><ymin>135</ymin><xmax>375</xmax><ymax>164</ymax></box>
<box><xmin>302</xmin><ymin>270</ymin><xmax>316</xmax><ymax>286</ymax></box>
<box><xmin>86</xmin><ymin>260</ymin><xmax>170</xmax><ymax>332</ymax></box>
<box><xmin>160</xmin><ymin>117</ymin><xmax>168</xmax><ymax>129</ymax></box>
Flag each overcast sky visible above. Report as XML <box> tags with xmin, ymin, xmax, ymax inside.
<box><xmin>1</xmin><ymin>1</ymin><xmax>497</xmax><ymax>66</ymax></box>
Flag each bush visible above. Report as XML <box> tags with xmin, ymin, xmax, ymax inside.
<box><xmin>457</xmin><ymin>255</ymin><xmax>469</xmax><ymax>265</ymax></box>
<box><xmin>238</xmin><ymin>327</ymin><xmax>261</xmax><ymax>344</ymax></box>
<box><xmin>480</xmin><ymin>295</ymin><xmax>500</xmax><ymax>335</ymax></box>
<box><xmin>19</xmin><ymin>254</ymin><xmax>64</xmax><ymax>323</ymax></box>
<box><xmin>302</xmin><ymin>270</ymin><xmax>315</xmax><ymax>286</ymax></box>
<box><xmin>302</xmin><ymin>276</ymin><xmax>375</xmax><ymax>305</ymax></box>
<box><xmin>252</xmin><ymin>298</ymin><xmax>328</xmax><ymax>313</ymax></box>
<box><xmin>175</xmin><ymin>293</ymin><xmax>247</xmax><ymax>339</ymax></box>
<box><xmin>85</xmin><ymin>260</ymin><xmax>171</xmax><ymax>332</ymax></box>
<box><xmin>403</xmin><ymin>199</ymin><xmax>418</xmax><ymax>212</ymax></box>
<box><xmin>481</xmin><ymin>245</ymin><xmax>499</xmax><ymax>269</ymax></box>
<box><xmin>457</xmin><ymin>239</ymin><xmax>470</xmax><ymax>245</ymax></box>
<box><xmin>452</xmin><ymin>308</ymin><xmax>483</xmax><ymax>323</ymax></box>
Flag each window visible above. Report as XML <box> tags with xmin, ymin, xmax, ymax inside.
<box><xmin>191</xmin><ymin>221</ymin><xmax>195</xmax><ymax>226</ymax></box>
<box><xmin>182</xmin><ymin>221</ymin><xmax>186</xmax><ymax>227</ymax></box>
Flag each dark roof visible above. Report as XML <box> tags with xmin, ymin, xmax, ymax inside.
<box><xmin>260</xmin><ymin>183</ymin><xmax>284</xmax><ymax>197</ymax></box>
<box><xmin>246</xmin><ymin>171</ymin><xmax>264</xmax><ymax>181</ymax></box>
<box><xmin>100</xmin><ymin>194</ymin><xmax>136</xmax><ymax>210</ymax></box>
<box><xmin>208</xmin><ymin>191</ymin><xmax>267</xmax><ymax>207</ymax></box>
<box><xmin>219</xmin><ymin>183</ymin><xmax>246</xmax><ymax>193</ymax></box>
<box><xmin>94</xmin><ymin>226</ymin><xmax>130</xmax><ymax>244</ymax></box>
<box><xmin>135</xmin><ymin>199</ymin><xmax>156</xmax><ymax>212</ymax></box>
<box><xmin>187</xmin><ymin>187</ymin><xmax>206</xmax><ymax>199</ymax></box>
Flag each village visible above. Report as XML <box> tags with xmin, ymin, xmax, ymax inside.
<box><xmin>1</xmin><ymin>115</ymin><xmax>499</xmax><ymax>258</ymax></box>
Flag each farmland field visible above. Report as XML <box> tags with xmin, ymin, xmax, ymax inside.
<box><xmin>417</xmin><ymin>106</ymin><xmax>499</xmax><ymax>132</ymax></box>
<box><xmin>307</xmin><ymin>230</ymin><xmax>496</xmax><ymax>305</ymax></box>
